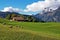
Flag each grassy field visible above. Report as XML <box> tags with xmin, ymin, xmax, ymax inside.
<box><xmin>0</xmin><ymin>18</ymin><xmax>60</xmax><ymax>40</ymax></box>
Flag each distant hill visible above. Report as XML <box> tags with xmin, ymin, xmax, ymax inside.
<box><xmin>34</xmin><ymin>7</ymin><xmax>60</xmax><ymax>22</ymax></box>
<box><xmin>0</xmin><ymin>11</ymin><xmax>35</xmax><ymax>22</ymax></box>
<box><xmin>0</xmin><ymin>11</ymin><xmax>33</xmax><ymax>18</ymax></box>
<box><xmin>0</xmin><ymin>11</ymin><xmax>20</xmax><ymax>18</ymax></box>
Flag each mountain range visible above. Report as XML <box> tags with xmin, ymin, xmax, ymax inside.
<box><xmin>34</xmin><ymin>7</ymin><xmax>60</xmax><ymax>22</ymax></box>
<box><xmin>0</xmin><ymin>7</ymin><xmax>60</xmax><ymax>22</ymax></box>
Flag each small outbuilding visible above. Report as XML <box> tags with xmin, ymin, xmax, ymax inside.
<box><xmin>12</xmin><ymin>16</ymin><xmax>25</xmax><ymax>21</ymax></box>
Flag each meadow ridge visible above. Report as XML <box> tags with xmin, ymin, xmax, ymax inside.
<box><xmin>0</xmin><ymin>18</ymin><xmax>60</xmax><ymax>40</ymax></box>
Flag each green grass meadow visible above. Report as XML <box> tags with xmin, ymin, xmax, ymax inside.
<box><xmin>0</xmin><ymin>18</ymin><xmax>60</xmax><ymax>40</ymax></box>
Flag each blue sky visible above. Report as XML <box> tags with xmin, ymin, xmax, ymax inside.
<box><xmin>0</xmin><ymin>0</ymin><xmax>60</xmax><ymax>15</ymax></box>
<box><xmin>0</xmin><ymin>0</ymin><xmax>43</xmax><ymax>10</ymax></box>
<box><xmin>0</xmin><ymin>0</ymin><xmax>44</xmax><ymax>15</ymax></box>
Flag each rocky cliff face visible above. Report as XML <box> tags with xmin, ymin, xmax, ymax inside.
<box><xmin>34</xmin><ymin>7</ymin><xmax>60</xmax><ymax>22</ymax></box>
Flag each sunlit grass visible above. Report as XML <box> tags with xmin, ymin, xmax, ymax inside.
<box><xmin>0</xmin><ymin>18</ymin><xmax>60</xmax><ymax>40</ymax></box>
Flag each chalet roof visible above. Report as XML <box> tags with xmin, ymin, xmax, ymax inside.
<box><xmin>13</xmin><ymin>17</ymin><xmax>24</xmax><ymax>20</ymax></box>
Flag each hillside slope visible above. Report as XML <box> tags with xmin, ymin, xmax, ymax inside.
<box><xmin>0</xmin><ymin>18</ymin><xmax>60</xmax><ymax>40</ymax></box>
<box><xmin>0</xmin><ymin>23</ymin><xmax>60</xmax><ymax>40</ymax></box>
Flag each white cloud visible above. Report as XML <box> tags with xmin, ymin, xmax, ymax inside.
<box><xmin>1</xmin><ymin>7</ymin><xmax>20</xmax><ymax>12</ymax></box>
<box><xmin>24</xmin><ymin>0</ymin><xmax>60</xmax><ymax>12</ymax></box>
